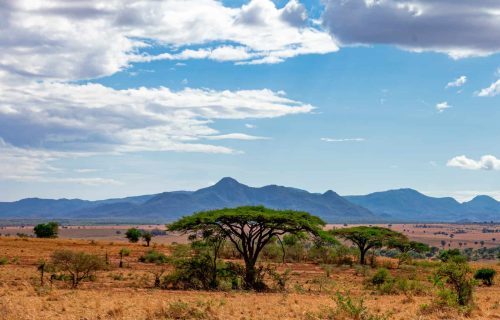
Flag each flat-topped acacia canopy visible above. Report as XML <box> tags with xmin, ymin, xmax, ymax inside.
<box><xmin>167</xmin><ymin>205</ymin><xmax>325</xmax><ymax>289</ymax></box>
<box><xmin>331</xmin><ymin>226</ymin><xmax>407</xmax><ymax>264</ymax></box>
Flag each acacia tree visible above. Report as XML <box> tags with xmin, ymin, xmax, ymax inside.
<box><xmin>331</xmin><ymin>226</ymin><xmax>407</xmax><ymax>265</ymax></box>
<box><xmin>51</xmin><ymin>250</ymin><xmax>106</xmax><ymax>288</ymax></box>
<box><xmin>167</xmin><ymin>206</ymin><xmax>325</xmax><ymax>290</ymax></box>
<box><xmin>125</xmin><ymin>228</ymin><xmax>141</xmax><ymax>243</ymax></box>
<box><xmin>387</xmin><ymin>238</ymin><xmax>430</xmax><ymax>266</ymax></box>
<box><xmin>142</xmin><ymin>231</ymin><xmax>153</xmax><ymax>247</ymax></box>
<box><xmin>34</xmin><ymin>222</ymin><xmax>59</xmax><ymax>238</ymax></box>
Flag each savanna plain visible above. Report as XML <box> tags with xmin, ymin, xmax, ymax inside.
<box><xmin>0</xmin><ymin>223</ymin><xmax>499</xmax><ymax>320</ymax></box>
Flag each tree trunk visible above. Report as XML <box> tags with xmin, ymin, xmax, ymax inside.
<box><xmin>360</xmin><ymin>248</ymin><xmax>367</xmax><ymax>265</ymax></box>
<box><xmin>244</xmin><ymin>260</ymin><xmax>257</xmax><ymax>290</ymax></box>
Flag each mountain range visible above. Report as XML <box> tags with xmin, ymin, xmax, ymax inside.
<box><xmin>0</xmin><ymin>177</ymin><xmax>499</xmax><ymax>223</ymax></box>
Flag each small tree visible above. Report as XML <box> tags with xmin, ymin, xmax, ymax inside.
<box><xmin>51</xmin><ymin>250</ymin><xmax>106</xmax><ymax>288</ymax></box>
<box><xmin>474</xmin><ymin>268</ymin><xmax>496</xmax><ymax>286</ymax></box>
<box><xmin>37</xmin><ymin>259</ymin><xmax>47</xmax><ymax>286</ymax></box>
<box><xmin>388</xmin><ymin>238</ymin><xmax>430</xmax><ymax>266</ymax></box>
<box><xmin>189</xmin><ymin>228</ymin><xmax>226</xmax><ymax>289</ymax></box>
<box><xmin>435</xmin><ymin>259</ymin><xmax>475</xmax><ymax>306</ymax></box>
<box><xmin>34</xmin><ymin>222</ymin><xmax>59</xmax><ymax>238</ymax></box>
<box><xmin>119</xmin><ymin>248</ymin><xmax>130</xmax><ymax>268</ymax></box>
<box><xmin>438</xmin><ymin>249</ymin><xmax>463</xmax><ymax>262</ymax></box>
<box><xmin>125</xmin><ymin>228</ymin><xmax>141</xmax><ymax>243</ymax></box>
<box><xmin>142</xmin><ymin>231</ymin><xmax>153</xmax><ymax>247</ymax></box>
<box><xmin>168</xmin><ymin>206</ymin><xmax>325</xmax><ymax>290</ymax></box>
<box><xmin>331</xmin><ymin>226</ymin><xmax>407</xmax><ymax>265</ymax></box>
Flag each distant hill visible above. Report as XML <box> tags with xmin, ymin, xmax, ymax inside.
<box><xmin>0</xmin><ymin>178</ymin><xmax>376</xmax><ymax>223</ymax></box>
<box><xmin>1</xmin><ymin>180</ymin><xmax>499</xmax><ymax>223</ymax></box>
<box><xmin>346</xmin><ymin>189</ymin><xmax>500</xmax><ymax>222</ymax></box>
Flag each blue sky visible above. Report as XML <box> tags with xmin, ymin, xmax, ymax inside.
<box><xmin>1</xmin><ymin>0</ymin><xmax>499</xmax><ymax>201</ymax></box>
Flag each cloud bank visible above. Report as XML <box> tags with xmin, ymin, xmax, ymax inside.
<box><xmin>322</xmin><ymin>0</ymin><xmax>500</xmax><ymax>58</ymax></box>
<box><xmin>0</xmin><ymin>0</ymin><xmax>338</xmax><ymax>82</ymax></box>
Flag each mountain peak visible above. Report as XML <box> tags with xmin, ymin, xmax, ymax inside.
<box><xmin>214</xmin><ymin>177</ymin><xmax>241</xmax><ymax>187</ymax></box>
<box><xmin>323</xmin><ymin>190</ymin><xmax>339</xmax><ymax>197</ymax></box>
<box><xmin>466</xmin><ymin>195</ymin><xmax>498</xmax><ymax>205</ymax></box>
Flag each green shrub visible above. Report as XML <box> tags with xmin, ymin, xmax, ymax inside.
<box><xmin>34</xmin><ymin>222</ymin><xmax>59</xmax><ymax>238</ymax></box>
<box><xmin>435</xmin><ymin>260</ymin><xmax>476</xmax><ymax>306</ymax></box>
<box><xmin>395</xmin><ymin>277</ymin><xmax>426</xmax><ymax>296</ymax></box>
<box><xmin>438</xmin><ymin>249</ymin><xmax>465</xmax><ymax>262</ymax></box>
<box><xmin>163</xmin><ymin>254</ymin><xmax>242</xmax><ymax>291</ymax></box>
<box><xmin>139</xmin><ymin>250</ymin><xmax>169</xmax><ymax>264</ymax></box>
<box><xmin>50</xmin><ymin>250</ymin><xmax>106</xmax><ymax>288</ymax></box>
<box><xmin>474</xmin><ymin>268</ymin><xmax>496</xmax><ymax>286</ymax></box>
<box><xmin>0</xmin><ymin>257</ymin><xmax>8</xmax><ymax>265</ymax></box>
<box><xmin>371</xmin><ymin>268</ymin><xmax>392</xmax><ymax>286</ymax></box>
<box><xmin>125</xmin><ymin>228</ymin><xmax>141</xmax><ymax>243</ymax></box>
<box><xmin>354</xmin><ymin>264</ymin><xmax>370</xmax><ymax>277</ymax></box>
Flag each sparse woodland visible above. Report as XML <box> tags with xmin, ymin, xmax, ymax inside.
<box><xmin>0</xmin><ymin>207</ymin><xmax>499</xmax><ymax>320</ymax></box>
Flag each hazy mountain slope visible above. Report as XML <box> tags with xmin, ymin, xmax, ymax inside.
<box><xmin>2</xmin><ymin>180</ymin><xmax>499</xmax><ymax>222</ymax></box>
<box><xmin>132</xmin><ymin>177</ymin><xmax>377</xmax><ymax>222</ymax></box>
<box><xmin>345</xmin><ymin>188</ymin><xmax>500</xmax><ymax>222</ymax></box>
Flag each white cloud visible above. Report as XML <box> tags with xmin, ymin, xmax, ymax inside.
<box><xmin>245</xmin><ymin>123</ymin><xmax>256</xmax><ymax>129</ymax></box>
<box><xmin>0</xmin><ymin>139</ymin><xmax>119</xmax><ymax>185</ymax></box>
<box><xmin>447</xmin><ymin>155</ymin><xmax>500</xmax><ymax>171</ymax></box>
<box><xmin>321</xmin><ymin>137</ymin><xmax>365</xmax><ymax>142</ymax></box>
<box><xmin>0</xmin><ymin>80</ymin><xmax>313</xmax><ymax>181</ymax></box>
<box><xmin>0</xmin><ymin>0</ymin><xmax>338</xmax><ymax>81</ymax></box>
<box><xmin>204</xmin><ymin>133</ymin><xmax>269</xmax><ymax>140</ymax></box>
<box><xmin>322</xmin><ymin>0</ymin><xmax>500</xmax><ymax>58</ymax></box>
<box><xmin>0</xmin><ymin>81</ymin><xmax>312</xmax><ymax>154</ymax></box>
<box><xmin>436</xmin><ymin>101</ymin><xmax>452</xmax><ymax>113</ymax></box>
<box><xmin>477</xmin><ymin>79</ymin><xmax>500</xmax><ymax>97</ymax></box>
<box><xmin>446</xmin><ymin>76</ymin><xmax>467</xmax><ymax>88</ymax></box>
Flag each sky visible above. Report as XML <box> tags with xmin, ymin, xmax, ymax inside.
<box><xmin>0</xmin><ymin>0</ymin><xmax>500</xmax><ymax>202</ymax></box>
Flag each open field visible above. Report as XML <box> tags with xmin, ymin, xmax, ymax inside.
<box><xmin>1</xmin><ymin>223</ymin><xmax>499</xmax><ymax>249</ymax></box>
<box><xmin>1</xmin><ymin>236</ymin><xmax>500</xmax><ymax>319</ymax></box>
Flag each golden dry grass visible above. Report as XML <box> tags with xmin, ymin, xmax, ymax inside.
<box><xmin>0</xmin><ymin>236</ymin><xmax>499</xmax><ymax>320</ymax></box>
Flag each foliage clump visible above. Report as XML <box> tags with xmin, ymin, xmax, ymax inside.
<box><xmin>434</xmin><ymin>257</ymin><xmax>476</xmax><ymax>306</ymax></box>
<box><xmin>50</xmin><ymin>250</ymin><xmax>106</xmax><ymax>288</ymax></box>
<box><xmin>474</xmin><ymin>268</ymin><xmax>496</xmax><ymax>286</ymax></box>
<box><xmin>331</xmin><ymin>226</ymin><xmax>407</xmax><ymax>265</ymax></box>
<box><xmin>139</xmin><ymin>249</ymin><xmax>169</xmax><ymax>264</ymax></box>
<box><xmin>34</xmin><ymin>222</ymin><xmax>59</xmax><ymax>238</ymax></box>
<box><xmin>125</xmin><ymin>228</ymin><xmax>142</xmax><ymax>243</ymax></box>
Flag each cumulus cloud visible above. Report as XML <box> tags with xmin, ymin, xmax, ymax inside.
<box><xmin>436</xmin><ymin>101</ymin><xmax>451</xmax><ymax>113</ymax></box>
<box><xmin>446</xmin><ymin>76</ymin><xmax>467</xmax><ymax>88</ymax></box>
<box><xmin>447</xmin><ymin>155</ymin><xmax>500</xmax><ymax>171</ymax></box>
<box><xmin>0</xmin><ymin>80</ymin><xmax>313</xmax><ymax>181</ymax></box>
<box><xmin>477</xmin><ymin>79</ymin><xmax>500</xmax><ymax>97</ymax></box>
<box><xmin>0</xmin><ymin>0</ymin><xmax>337</xmax><ymax>81</ymax></box>
<box><xmin>321</xmin><ymin>137</ymin><xmax>365</xmax><ymax>142</ymax></box>
<box><xmin>0</xmin><ymin>81</ymin><xmax>312</xmax><ymax>155</ymax></box>
<box><xmin>322</xmin><ymin>0</ymin><xmax>500</xmax><ymax>58</ymax></box>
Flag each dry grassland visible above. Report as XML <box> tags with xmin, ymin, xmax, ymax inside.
<box><xmin>0</xmin><ymin>236</ymin><xmax>499</xmax><ymax>319</ymax></box>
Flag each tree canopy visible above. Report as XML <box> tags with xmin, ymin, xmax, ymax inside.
<box><xmin>167</xmin><ymin>205</ymin><xmax>325</xmax><ymax>290</ymax></box>
<box><xmin>330</xmin><ymin>226</ymin><xmax>407</xmax><ymax>264</ymax></box>
<box><xmin>33</xmin><ymin>222</ymin><xmax>59</xmax><ymax>238</ymax></box>
<box><xmin>125</xmin><ymin>228</ymin><xmax>141</xmax><ymax>243</ymax></box>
